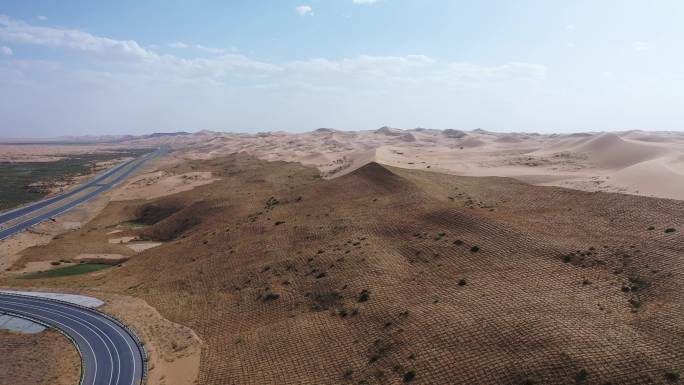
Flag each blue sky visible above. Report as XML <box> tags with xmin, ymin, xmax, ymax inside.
<box><xmin>0</xmin><ymin>0</ymin><xmax>682</xmax><ymax>137</ymax></box>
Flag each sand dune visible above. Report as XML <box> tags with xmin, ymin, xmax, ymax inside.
<box><xmin>611</xmin><ymin>155</ymin><xmax>684</xmax><ymax>198</ymax></box>
<box><xmin>569</xmin><ymin>132</ymin><xmax>670</xmax><ymax>169</ymax></box>
<box><xmin>118</xmin><ymin>128</ymin><xmax>684</xmax><ymax>201</ymax></box>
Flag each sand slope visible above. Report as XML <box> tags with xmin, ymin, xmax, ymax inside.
<box><xmin>9</xmin><ymin>154</ymin><xmax>684</xmax><ymax>385</ymax></box>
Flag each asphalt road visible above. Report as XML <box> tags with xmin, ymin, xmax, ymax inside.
<box><xmin>0</xmin><ymin>146</ymin><xmax>166</xmax><ymax>241</ymax></box>
<box><xmin>0</xmin><ymin>293</ymin><xmax>145</xmax><ymax>385</ymax></box>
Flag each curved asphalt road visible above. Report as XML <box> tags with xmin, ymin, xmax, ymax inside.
<box><xmin>0</xmin><ymin>293</ymin><xmax>145</xmax><ymax>385</ymax></box>
<box><xmin>0</xmin><ymin>145</ymin><xmax>167</xmax><ymax>240</ymax></box>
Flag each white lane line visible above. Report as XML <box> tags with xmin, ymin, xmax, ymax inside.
<box><xmin>0</xmin><ymin>301</ymin><xmax>99</xmax><ymax>385</ymax></box>
<box><xmin>0</xmin><ymin>296</ymin><xmax>140</xmax><ymax>385</ymax></box>
<box><xmin>0</xmin><ymin>299</ymin><xmax>120</xmax><ymax>385</ymax></box>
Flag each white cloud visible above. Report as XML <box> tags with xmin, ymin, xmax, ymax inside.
<box><xmin>36</xmin><ymin>15</ymin><xmax>48</xmax><ymax>21</ymax></box>
<box><xmin>168</xmin><ymin>42</ymin><xmax>225</xmax><ymax>54</ymax></box>
<box><xmin>296</xmin><ymin>5</ymin><xmax>314</xmax><ymax>16</ymax></box>
<box><xmin>196</xmin><ymin>44</ymin><xmax>225</xmax><ymax>54</ymax></box>
<box><xmin>0</xmin><ymin>14</ymin><xmax>157</xmax><ymax>61</ymax></box>
<box><xmin>168</xmin><ymin>41</ymin><xmax>189</xmax><ymax>49</ymax></box>
<box><xmin>0</xmin><ymin>15</ymin><xmax>555</xmax><ymax>136</ymax></box>
<box><xmin>1</xmin><ymin>45</ymin><xmax>12</xmax><ymax>55</ymax></box>
<box><xmin>0</xmin><ymin>16</ymin><xmax>547</xmax><ymax>86</ymax></box>
<box><xmin>633</xmin><ymin>41</ymin><xmax>649</xmax><ymax>51</ymax></box>
<box><xmin>353</xmin><ymin>0</ymin><xmax>378</xmax><ymax>4</ymax></box>
<box><xmin>566</xmin><ymin>24</ymin><xmax>575</xmax><ymax>30</ymax></box>
<box><xmin>440</xmin><ymin>62</ymin><xmax>547</xmax><ymax>82</ymax></box>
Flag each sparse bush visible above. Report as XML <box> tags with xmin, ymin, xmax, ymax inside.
<box><xmin>343</xmin><ymin>369</ymin><xmax>353</xmax><ymax>380</ymax></box>
<box><xmin>50</xmin><ymin>261</ymin><xmax>61</xmax><ymax>266</ymax></box>
<box><xmin>665</xmin><ymin>228</ymin><xmax>677</xmax><ymax>233</ymax></box>
<box><xmin>470</xmin><ymin>245</ymin><xmax>480</xmax><ymax>253</ymax></box>
<box><xmin>454</xmin><ymin>239</ymin><xmax>464</xmax><ymax>245</ymax></box>
<box><xmin>274</xmin><ymin>221</ymin><xmax>286</xmax><ymax>226</ymax></box>
<box><xmin>262</xmin><ymin>293</ymin><xmax>279</xmax><ymax>302</ymax></box>
<box><xmin>665</xmin><ymin>369</ymin><xmax>680</xmax><ymax>382</ymax></box>
<box><xmin>311</xmin><ymin>291</ymin><xmax>342</xmax><ymax>311</ymax></box>
<box><xmin>648</xmin><ymin>226</ymin><xmax>656</xmax><ymax>231</ymax></box>
<box><xmin>358</xmin><ymin>289</ymin><xmax>370</xmax><ymax>303</ymax></box>
<box><xmin>458</xmin><ymin>279</ymin><xmax>467</xmax><ymax>286</ymax></box>
<box><xmin>562</xmin><ymin>255</ymin><xmax>572</xmax><ymax>263</ymax></box>
<box><xmin>403</xmin><ymin>370</ymin><xmax>416</xmax><ymax>383</ymax></box>
<box><xmin>575</xmin><ymin>369</ymin><xmax>589</xmax><ymax>384</ymax></box>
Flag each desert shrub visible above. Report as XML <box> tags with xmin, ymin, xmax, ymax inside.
<box><xmin>575</xmin><ymin>369</ymin><xmax>589</xmax><ymax>384</ymax></box>
<box><xmin>274</xmin><ymin>221</ymin><xmax>286</xmax><ymax>226</ymax></box>
<box><xmin>265</xmin><ymin>197</ymin><xmax>279</xmax><ymax>209</ymax></box>
<box><xmin>403</xmin><ymin>370</ymin><xmax>416</xmax><ymax>383</ymax></box>
<box><xmin>648</xmin><ymin>226</ymin><xmax>656</xmax><ymax>230</ymax></box>
<box><xmin>665</xmin><ymin>369</ymin><xmax>680</xmax><ymax>382</ymax></box>
<box><xmin>454</xmin><ymin>239</ymin><xmax>464</xmax><ymax>245</ymax></box>
<box><xmin>562</xmin><ymin>255</ymin><xmax>573</xmax><ymax>263</ymax></box>
<box><xmin>312</xmin><ymin>291</ymin><xmax>342</xmax><ymax>311</ymax></box>
<box><xmin>665</xmin><ymin>228</ymin><xmax>677</xmax><ymax>233</ymax></box>
<box><xmin>343</xmin><ymin>369</ymin><xmax>353</xmax><ymax>380</ymax></box>
<box><xmin>470</xmin><ymin>245</ymin><xmax>480</xmax><ymax>253</ymax></box>
<box><xmin>50</xmin><ymin>261</ymin><xmax>61</xmax><ymax>266</ymax></box>
<box><xmin>262</xmin><ymin>293</ymin><xmax>280</xmax><ymax>302</ymax></box>
<box><xmin>458</xmin><ymin>279</ymin><xmax>467</xmax><ymax>286</ymax></box>
<box><xmin>358</xmin><ymin>289</ymin><xmax>370</xmax><ymax>302</ymax></box>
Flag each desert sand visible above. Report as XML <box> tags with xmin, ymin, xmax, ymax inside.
<box><xmin>0</xmin><ymin>329</ymin><xmax>80</xmax><ymax>385</ymax></box>
<box><xmin>111</xmin><ymin>128</ymin><xmax>684</xmax><ymax>201</ymax></box>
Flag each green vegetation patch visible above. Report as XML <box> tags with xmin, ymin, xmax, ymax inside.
<box><xmin>18</xmin><ymin>263</ymin><xmax>113</xmax><ymax>279</ymax></box>
<box><xmin>0</xmin><ymin>148</ymin><xmax>153</xmax><ymax>211</ymax></box>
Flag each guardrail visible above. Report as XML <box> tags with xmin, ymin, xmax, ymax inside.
<box><xmin>0</xmin><ymin>292</ymin><xmax>148</xmax><ymax>385</ymax></box>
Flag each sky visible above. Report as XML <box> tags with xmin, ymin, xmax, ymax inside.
<box><xmin>0</xmin><ymin>0</ymin><xmax>683</xmax><ymax>137</ymax></box>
